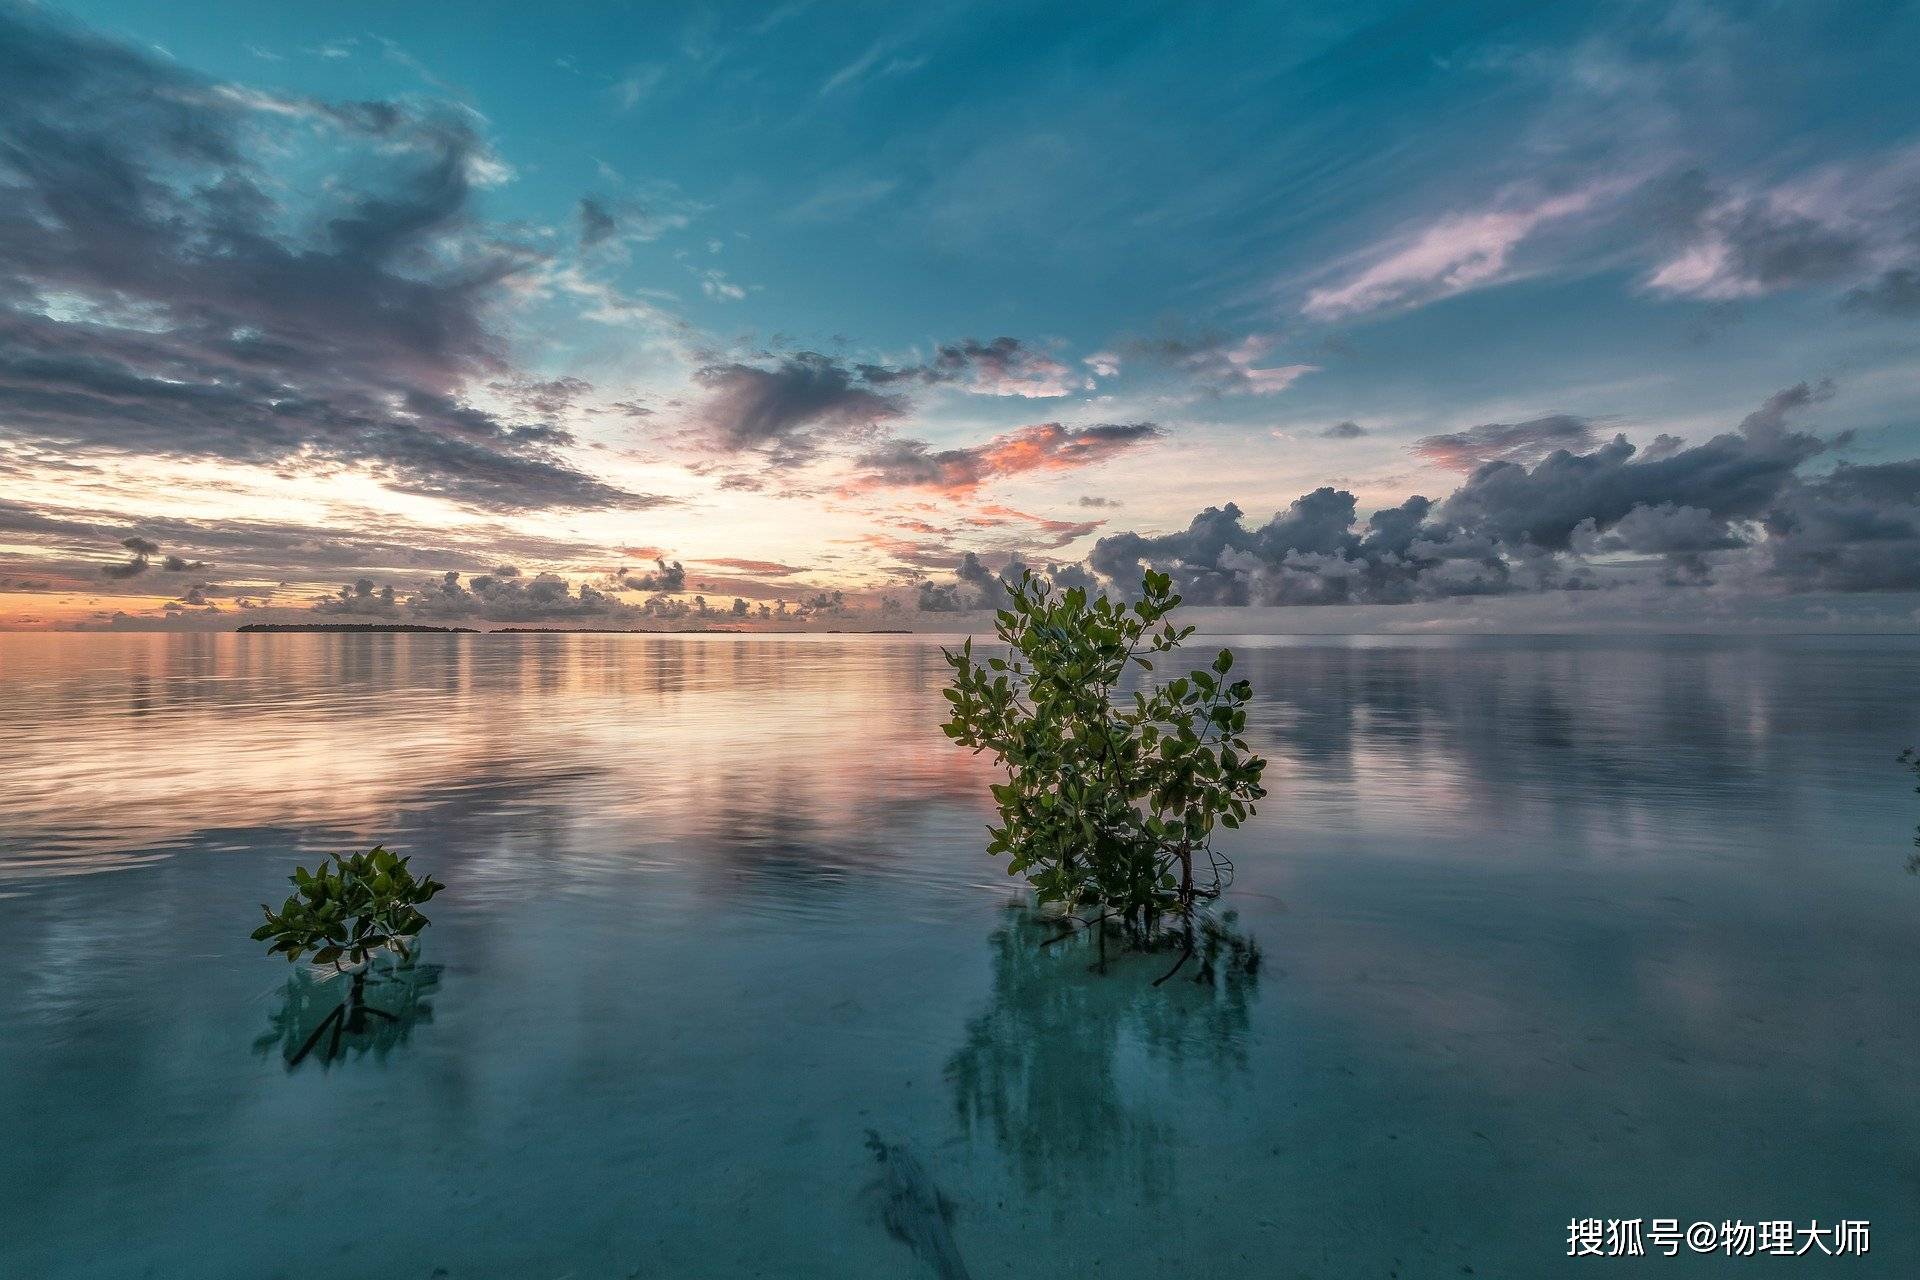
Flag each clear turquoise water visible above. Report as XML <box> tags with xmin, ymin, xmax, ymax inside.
<box><xmin>1</xmin><ymin>632</ymin><xmax>1916</xmax><ymax>1278</ymax></box>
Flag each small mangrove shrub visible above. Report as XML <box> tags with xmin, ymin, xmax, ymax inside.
<box><xmin>941</xmin><ymin>569</ymin><xmax>1267</xmax><ymax>979</ymax></box>
<box><xmin>252</xmin><ymin>845</ymin><xmax>445</xmax><ymax>1065</ymax></box>
<box><xmin>252</xmin><ymin>845</ymin><xmax>444</xmax><ymax>969</ymax></box>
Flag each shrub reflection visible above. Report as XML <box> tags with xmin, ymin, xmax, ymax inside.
<box><xmin>945</xmin><ymin>904</ymin><xmax>1259</xmax><ymax>1205</ymax></box>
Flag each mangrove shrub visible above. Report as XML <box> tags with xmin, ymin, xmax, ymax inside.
<box><xmin>941</xmin><ymin>570</ymin><xmax>1266</xmax><ymax>978</ymax></box>
<box><xmin>251</xmin><ymin>845</ymin><xmax>445</xmax><ymax>1064</ymax></box>
<box><xmin>252</xmin><ymin>845</ymin><xmax>443</xmax><ymax>970</ymax></box>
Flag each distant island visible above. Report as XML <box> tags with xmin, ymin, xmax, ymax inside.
<box><xmin>235</xmin><ymin>623</ymin><xmax>920</xmax><ymax>635</ymax></box>
<box><xmin>490</xmin><ymin>626</ymin><xmax>743</xmax><ymax>634</ymax></box>
<box><xmin>237</xmin><ymin>623</ymin><xmax>479</xmax><ymax>634</ymax></box>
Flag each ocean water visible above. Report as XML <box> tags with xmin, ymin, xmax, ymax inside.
<box><xmin>1</xmin><ymin>631</ymin><xmax>1917</xmax><ymax>1278</ymax></box>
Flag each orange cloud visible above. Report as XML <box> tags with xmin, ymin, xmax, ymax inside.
<box><xmin>841</xmin><ymin>421</ymin><xmax>1161</xmax><ymax>498</ymax></box>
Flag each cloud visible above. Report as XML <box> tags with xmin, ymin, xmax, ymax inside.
<box><xmin>576</xmin><ymin>189</ymin><xmax>698</xmax><ymax>252</ymax></box>
<box><xmin>698</xmin><ymin>268</ymin><xmax>746</xmax><ymax>301</ymax></box>
<box><xmin>1646</xmin><ymin>197</ymin><xmax>1866</xmax><ymax>300</ymax></box>
<box><xmin>963</xmin><ymin>504</ymin><xmax>1102</xmax><ymax>549</ymax></box>
<box><xmin>1124</xmin><ymin>333</ymin><xmax>1315</xmax><ymax>396</ymax></box>
<box><xmin>1844</xmin><ymin>267</ymin><xmax>1920</xmax><ymax>317</ymax></box>
<box><xmin>491</xmin><ymin>376</ymin><xmax>594</xmax><ymax>418</ymax></box>
<box><xmin>296</xmin><ymin>564</ymin><xmax>867</xmax><ymax>629</ymax></box>
<box><xmin>314</xmin><ymin>576</ymin><xmax>398</xmax><ymax>614</ymax></box>
<box><xmin>1085</xmin><ymin>383</ymin><xmax>1864</xmax><ymax>605</ymax></box>
<box><xmin>858</xmin><ymin>337</ymin><xmax>1085</xmax><ymax>398</ymax></box>
<box><xmin>689</xmin><ymin>352</ymin><xmax>905</xmax><ymax>459</ymax></box>
<box><xmin>1321</xmin><ymin>421</ymin><xmax>1368</xmax><ymax>440</ymax></box>
<box><xmin>820</xmin><ymin>36</ymin><xmax>926</xmax><ymax>97</ymax></box>
<box><xmin>609</xmin><ymin>65</ymin><xmax>665</xmax><ymax>111</ymax></box>
<box><xmin>102</xmin><ymin>536</ymin><xmax>156</xmax><ymax>579</ymax></box>
<box><xmin>94</xmin><ymin>534</ymin><xmax>206</xmax><ymax>579</ymax></box>
<box><xmin>1761</xmin><ymin>459</ymin><xmax>1920</xmax><ymax>592</ymax></box>
<box><xmin>784</xmin><ymin>175</ymin><xmax>899</xmax><ymax>223</ymax></box>
<box><xmin>844</xmin><ymin>421</ymin><xmax>1161</xmax><ymax>496</ymax></box>
<box><xmin>916</xmin><ymin>550</ymin><xmax>1099</xmax><ymax>612</ymax></box>
<box><xmin>0</xmin><ymin>5</ymin><xmax>647</xmax><ymax>513</ymax></box>
<box><xmin>578</xmin><ymin>197</ymin><xmax>621</xmax><ymax>248</ymax></box>
<box><xmin>387</xmin><ymin>569</ymin><xmax>639</xmax><ymax>624</ymax></box>
<box><xmin>618</xmin><ymin>558</ymin><xmax>686</xmax><ymax>592</ymax></box>
<box><xmin>916</xmin><ymin>579</ymin><xmax>968</xmax><ymax>612</ymax></box>
<box><xmin>1303</xmin><ymin>189</ymin><xmax>1600</xmax><ymax>320</ymax></box>
<box><xmin>1642</xmin><ymin>152</ymin><xmax>1920</xmax><ymax>305</ymax></box>
<box><xmin>1412</xmin><ymin>415</ymin><xmax>1599</xmax><ymax>472</ymax></box>
<box><xmin>696</xmin><ymin>557</ymin><xmax>806</xmax><ymax>576</ymax></box>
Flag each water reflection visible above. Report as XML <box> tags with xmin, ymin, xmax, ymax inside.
<box><xmin>3</xmin><ymin>634</ymin><xmax>1920</xmax><ymax>1278</ymax></box>
<box><xmin>0</xmin><ymin>634</ymin><xmax>992</xmax><ymax>887</ymax></box>
<box><xmin>253</xmin><ymin>956</ymin><xmax>442</xmax><ymax>1069</ymax></box>
<box><xmin>945</xmin><ymin>906</ymin><xmax>1260</xmax><ymax>1207</ymax></box>
<box><xmin>4</xmin><ymin>633</ymin><xmax>1914</xmax><ymax>890</ymax></box>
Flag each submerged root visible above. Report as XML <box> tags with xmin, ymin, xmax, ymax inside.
<box><xmin>1021</xmin><ymin>902</ymin><xmax>1260</xmax><ymax>991</ymax></box>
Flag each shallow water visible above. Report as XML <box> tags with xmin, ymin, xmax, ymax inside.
<box><xmin>2</xmin><ymin>631</ymin><xmax>1917</xmax><ymax>1278</ymax></box>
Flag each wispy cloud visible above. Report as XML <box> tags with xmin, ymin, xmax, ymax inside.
<box><xmin>1303</xmin><ymin>189</ymin><xmax>1604</xmax><ymax>320</ymax></box>
<box><xmin>1124</xmin><ymin>333</ymin><xmax>1315</xmax><ymax>396</ymax></box>
<box><xmin>819</xmin><ymin>37</ymin><xmax>927</xmax><ymax>96</ymax></box>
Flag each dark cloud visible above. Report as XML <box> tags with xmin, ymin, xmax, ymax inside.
<box><xmin>91</xmin><ymin>534</ymin><xmax>210</xmax><ymax>581</ymax></box>
<box><xmin>619</xmin><ymin>558</ymin><xmax>686</xmax><ymax>592</ymax></box>
<box><xmin>689</xmin><ymin>352</ymin><xmax>904</xmax><ymax>459</ymax></box>
<box><xmin>1761</xmin><ymin>459</ymin><xmax>1920</xmax><ymax>592</ymax></box>
<box><xmin>953</xmin><ymin>550</ymin><xmax>1005</xmax><ymax>605</ymax></box>
<box><xmin>102</xmin><ymin>535</ymin><xmax>155</xmax><ymax>579</ymax></box>
<box><xmin>1843</xmin><ymin>267</ymin><xmax>1920</xmax><ymax>317</ymax></box>
<box><xmin>1413</xmin><ymin>415</ymin><xmax>1598</xmax><ymax>471</ymax></box>
<box><xmin>1321</xmin><ymin>421</ymin><xmax>1368</xmax><ymax>440</ymax></box>
<box><xmin>1083</xmin><ymin>384</ymin><xmax>1870</xmax><ymax>605</ymax></box>
<box><xmin>574</xmin><ymin>190</ymin><xmax>695</xmax><ymax>252</ymax></box>
<box><xmin>857</xmin><ymin>336</ymin><xmax>1081</xmax><ymax>397</ymax></box>
<box><xmin>917</xmin><ymin>550</ymin><xmax>1098</xmax><ymax>612</ymax></box>
<box><xmin>1711</xmin><ymin>201</ymin><xmax>1866</xmax><ymax>291</ymax></box>
<box><xmin>314</xmin><ymin>576</ymin><xmax>398</xmax><ymax>614</ymax></box>
<box><xmin>578</xmin><ymin>197</ymin><xmax>620</xmax><ymax>249</ymax></box>
<box><xmin>915</xmin><ymin>579</ymin><xmax>968</xmax><ymax>612</ymax></box>
<box><xmin>1638</xmin><ymin>165</ymin><xmax>1920</xmax><ymax>305</ymax></box>
<box><xmin>0</xmin><ymin>5</ymin><xmax>649</xmax><ymax>512</ymax></box>
<box><xmin>1433</xmin><ymin>387</ymin><xmax>1827</xmax><ymax>553</ymax></box>
<box><xmin>1087</xmin><ymin>490</ymin><xmax>1485</xmax><ymax>606</ymax></box>
<box><xmin>845</xmin><ymin>421</ymin><xmax>1160</xmax><ymax>496</ymax></box>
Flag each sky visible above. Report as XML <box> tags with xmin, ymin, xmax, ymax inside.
<box><xmin>3</xmin><ymin>0</ymin><xmax>1920</xmax><ymax>631</ymax></box>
